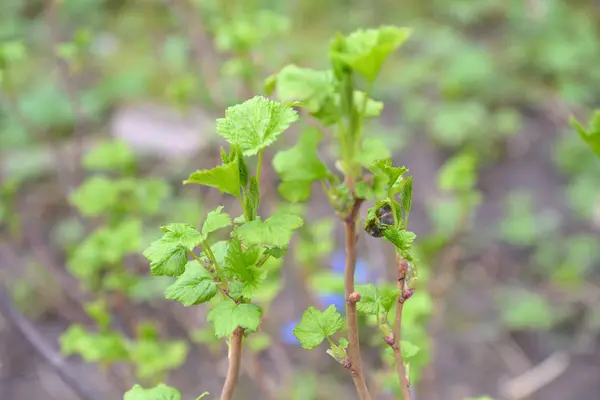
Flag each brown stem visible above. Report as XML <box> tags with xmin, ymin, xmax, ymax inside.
<box><xmin>392</xmin><ymin>256</ymin><xmax>411</xmax><ymax>400</ymax></box>
<box><xmin>221</xmin><ymin>328</ymin><xmax>244</xmax><ymax>400</ymax></box>
<box><xmin>343</xmin><ymin>197</ymin><xmax>372</xmax><ymax>400</ymax></box>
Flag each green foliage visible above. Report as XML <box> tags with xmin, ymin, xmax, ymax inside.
<box><xmin>83</xmin><ymin>139</ymin><xmax>135</xmax><ymax>172</ymax></box>
<box><xmin>216</xmin><ymin>96</ymin><xmax>299</xmax><ymax>156</ymax></box>
<box><xmin>499</xmin><ymin>191</ymin><xmax>560</xmax><ymax>247</ymax></box>
<box><xmin>570</xmin><ymin>110</ymin><xmax>600</xmax><ymax>157</ymax></box>
<box><xmin>293</xmin><ymin>305</ymin><xmax>344</xmax><ymax>349</ymax></box>
<box><xmin>207</xmin><ymin>299</ymin><xmax>263</xmax><ymax>338</ymax></box>
<box><xmin>164</xmin><ymin>261</ymin><xmax>218</xmax><ymax>306</ymax></box>
<box><xmin>497</xmin><ymin>288</ymin><xmax>557</xmax><ymax>331</ymax></box>
<box><xmin>143</xmin><ymin>224</ymin><xmax>203</xmax><ymax>277</ymax></box>
<box><xmin>232</xmin><ymin>212</ymin><xmax>304</xmax><ymax>247</ymax></box>
<box><xmin>184</xmin><ymin>158</ymin><xmax>242</xmax><ymax>197</ymax></box>
<box><xmin>329</xmin><ymin>26</ymin><xmax>411</xmax><ymax>82</ymax></box>
<box><xmin>124</xmin><ymin>384</ymin><xmax>182</xmax><ymax>400</ymax></box>
<box><xmin>355</xmin><ymin>284</ymin><xmax>399</xmax><ymax>316</ymax></box>
<box><xmin>272</xmin><ymin>128</ymin><xmax>328</xmax><ymax>202</ymax></box>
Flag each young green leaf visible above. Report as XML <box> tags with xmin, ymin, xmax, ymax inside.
<box><xmin>570</xmin><ymin>111</ymin><xmax>600</xmax><ymax>157</ymax></box>
<box><xmin>233</xmin><ymin>212</ymin><xmax>303</xmax><ymax>247</ymax></box>
<box><xmin>273</xmin><ymin>128</ymin><xmax>328</xmax><ymax>202</ymax></box>
<box><xmin>207</xmin><ymin>299</ymin><xmax>263</xmax><ymax>338</ymax></box>
<box><xmin>69</xmin><ymin>176</ymin><xmax>120</xmax><ymax>217</ymax></box>
<box><xmin>128</xmin><ymin>339</ymin><xmax>188</xmax><ymax>380</ymax></box>
<box><xmin>216</xmin><ymin>96</ymin><xmax>299</xmax><ymax>156</ymax></box>
<box><xmin>400</xmin><ymin>340</ymin><xmax>420</xmax><ymax>360</ymax></box>
<box><xmin>355</xmin><ymin>284</ymin><xmax>400</xmax><ymax>316</ymax></box>
<box><xmin>164</xmin><ymin>261</ymin><xmax>218</xmax><ymax>306</ymax></box>
<box><xmin>330</xmin><ymin>26</ymin><xmax>411</xmax><ymax>82</ymax></box>
<box><xmin>244</xmin><ymin>176</ymin><xmax>260</xmax><ymax>221</ymax></box>
<box><xmin>347</xmin><ymin>91</ymin><xmax>383</xmax><ymax>118</ymax></box>
<box><xmin>293</xmin><ymin>305</ymin><xmax>344</xmax><ymax>349</ymax></box>
<box><xmin>223</xmin><ymin>238</ymin><xmax>265</xmax><ymax>296</ymax></box>
<box><xmin>84</xmin><ymin>299</ymin><xmax>111</xmax><ymax>332</ymax></box>
<box><xmin>236</xmin><ymin>146</ymin><xmax>249</xmax><ymax>188</ymax></box>
<box><xmin>60</xmin><ymin>325</ymin><xmax>128</xmax><ymax>363</ymax></box>
<box><xmin>383</xmin><ymin>228</ymin><xmax>416</xmax><ymax>261</ymax></box>
<box><xmin>274</xmin><ymin>65</ymin><xmax>336</xmax><ymax>115</ymax></box>
<box><xmin>124</xmin><ymin>384</ymin><xmax>182</xmax><ymax>400</ymax></box>
<box><xmin>184</xmin><ymin>160</ymin><xmax>241</xmax><ymax>197</ymax></box>
<box><xmin>400</xmin><ymin>176</ymin><xmax>413</xmax><ymax>221</ymax></box>
<box><xmin>438</xmin><ymin>152</ymin><xmax>478</xmax><ymax>191</ymax></box>
<box><xmin>83</xmin><ymin>140</ymin><xmax>135</xmax><ymax>172</ymax></box>
<box><xmin>368</xmin><ymin>159</ymin><xmax>408</xmax><ymax>192</ymax></box>
<box><xmin>143</xmin><ymin>224</ymin><xmax>202</xmax><ymax>277</ymax></box>
<box><xmin>201</xmin><ymin>206</ymin><xmax>232</xmax><ymax>237</ymax></box>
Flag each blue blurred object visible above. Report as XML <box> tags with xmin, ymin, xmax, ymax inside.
<box><xmin>318</xmin><ymin>292</ymin><xmax>346</xmax><ymax>312</ymax></box>
<box><xmin>330</xmin><ymin>249</ymin><xmax>369</xmax><ymax>283</ymax></box>
<box><xmin>280</xmin><ymin>320</ymin><xmax>300</xmax><ymax>345</ymax></box>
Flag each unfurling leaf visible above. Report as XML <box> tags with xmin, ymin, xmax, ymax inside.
<box><xmin>184</xmin><ymin>160</ymin><xmax>241</xmax><ymax>197</ymax></box>
<box><xmin>293</xmin><ymin>305</ymin><xmax>344</xmax><ymax>349</ymax></box>
<box><xmin>207</xmin><ymin>299</ymin><xmax>263</xmax><ymax>338</ymax></box>
<box><xmin>216</xmin><ymin>96</ymin><xmax>299</xmax><ymax>156</ymax></box>
<box><xmin>273</xmin><ymin>128</ymin><xmax>328</xmax><ymax>202</ymax></box>
<box><xmin>233</xmin><ymin>212</ymin><xmax>303</xmax><ymax>247</ymax></box>
<box><xmin>164</xmin><ymin>261</ymin><xmax>217</xmax><ymax>306</ymax></box>
<box><xmin>383</xmin><ymin>228</ymin><xmax>416</xmax><ymax>261</ymax></box>
<box><xmin>330</xmin><ymin>26</ymin><xmax>411</xmax><ymax>82</ymax></box>
<box><xmin>201</xmin><ymin>206</ymin><xmax>232</xmax><ymax>237</ymax></box>
<box><xmin>355</xmin><ymin>284</ymin><xmax>400</xmax><ymax>316</ymax></box>
<box><xmin>124</xmin><ymin>383</ymin><xmax>182</xmax><ymax>400</ymax></box>
<box><xmin>143</xmin><ymin>224</ymin><xmax>202</xmax><ymax>277</ymax></box>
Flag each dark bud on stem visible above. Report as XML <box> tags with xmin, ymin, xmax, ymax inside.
<box><xmin>342</xmin><ymin>358</ymin><xmax>352</xmax><ymax>369</ymax></box>
<box><xmin>402</xmin><ymin>288</ymin><xmax>415</xmax><ymax>301</ymax></box>
<box><xmin>398</xmin><ymin>258</ymin><xmax>409</xmax><ymax>277</ymax></box>
<box><xmin>348</xmin><ymin>291</ymin><xmax>361</xmax><ymax>303</ymax></box>
<box><xmin>384</xmin><ymin>335</ymin><xmax>395</xmax><ymax>346</ymax></box>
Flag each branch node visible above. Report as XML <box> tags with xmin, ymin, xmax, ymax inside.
<box><xmin>348</xmin><ymin>291</ymin><xmax>361</xmax><ymax>304</ymax></box>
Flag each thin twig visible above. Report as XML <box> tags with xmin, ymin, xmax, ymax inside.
<box><xmin>343</xmin><ymin>195</ymin><xmax>372</xmax><ymax>400</ymax></box>
<box><xmin>221</xmin><ymin>327</ymin><xmax>244</xmax><ymax>400</ymax></box>
<box><xmin>392</xmin><ymin>256</ymin><xmax>411</xmax><ymax>400</ymax></box>
<box><xmin>501</xmin><ymin>351</ymin><xmax>570</xmax><ymax>400</ymax></box>
<box><xmin>0</xmin><ymin>286</ymin><xmax>101</xmax><ymax>400</ymax></box>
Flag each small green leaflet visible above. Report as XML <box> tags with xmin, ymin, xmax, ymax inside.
<box><xmin>69</xmin><ymin>175</ymin><xmax>120</xmax><ymax>217</ymax></box>
<box><xmin>437</xmin><ymin>152</ymin><xmax>478</xmax><ymax>191</ymax></box>
<box><xmin>273</xmin><ymin>128</ymin><xmax>328</xmax><ymax>202</ymax></box>
<box><xmin>216</xmin><ymin>96</ymin><xmax>299</xmax><ymax>156</ymax></box>
<box><xmin>293</xmin><ymin>305</ymin><xmax>344</xmax><ymax>349</ymax></box>
<box><xmin>207</xmin><ymin>299</ymin><xmax>263</xmax><ymax>338</ymax></box>
<box><xmin>399</xmin><ymin>176</ymin><xmax>413</xmax><ymax>222</ymax></box>
<box><xmin>233</xmin><ymin>212</ymin><xmax>303</xmax><ymax>247</ymax></box>
<box><xmin>184</xmin><ymin>159</ymin><xmax>241</xmax><ymax>197</ymax></box>
<box><xmin>274</xmin><ymin>65</ymin><xmax>335</xmax><ymax>114</ymax></box>
<box><xmin>143</xmin><ymin>224</ymin><xmax>202</xmax><ymax>277</ymax></box>
<box><xmin>244</xmin><ymin>176</ymin><xmax>260</xmax><ymax>221</ymax></box>
<box><xmin>383</xmin><ymin>228</ymin><xmax>416</xmax><ymax>261</ymax></box>
<box><xmin>201</xmin><ymin>206</ymin><xmax>232</xmax><ymax>237</ymax></box>
<box><xmin>83</xmin><ymin>139</ymin><xmax>135</xmax><ymax>172</ymax></box>
<box><xmin>223</xmin><ymin>238</ymin><xmax>265</xmax><ymax>296</ymax></box>
<box><xmin>60</xmin><ymin>325</ymin><xmax>128</xmax><ymax>363</ymax></box>
<box><xmin>129</xmin><ymin>339</ymin><xmax>188</xmax><ymax>381</ymax></box>
<box><xmin>570</xmin><ymin>111</ymin><xmax>600</xmax><ymax>157</ymax></box>
<box><xmin>164</xmin><ymin>261</ymin><xmax>217</xmax><ymax>306</ymax></box>
<box><xmin>400</xmin><ymin>340</ymin><xmax>420</xmax><ymax>360</ymax></box>
<box><xmin>355</xmin><ymin>284</ymin><xmax>400</xmax><ymax>316</ymax></box>
<box><xmin>368</xmin><ymin>159</ymin><xmax>408</xmax><ymax>192</ymax></box>
<box><xmin>124</xmin><ymin>384</ymin><xmax>182</xmax><ymax>400</ymax></box>
<box><xmin>330</xmin><ymin>26</ymin><xmax>411</xmax><ymax>82</ymax></box>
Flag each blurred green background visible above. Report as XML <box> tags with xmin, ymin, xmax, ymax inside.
<box><xmin>1</xmin><ymin>1</ymin><xmax>599</xmax><ymax>399</ymax></box>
